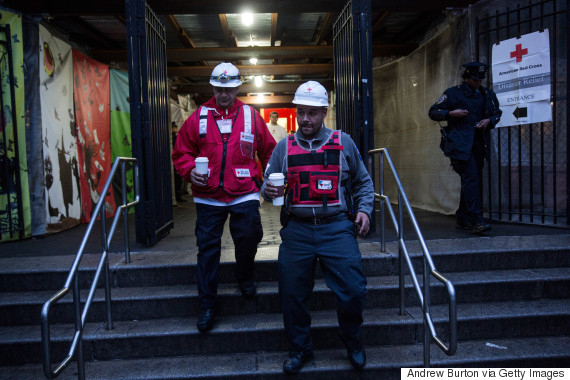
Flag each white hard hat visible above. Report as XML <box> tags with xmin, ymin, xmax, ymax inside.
<box><xmin>209</xmin><ymin>62</ymin><xmax>242</xmax><ymax>87</ymax></box>
<box><xmin>292</xmin><ymin>81</ymin><xmax>329</xmax><ymax>107</ymax></box>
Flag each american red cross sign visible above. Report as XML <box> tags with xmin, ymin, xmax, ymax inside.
<box><xmin>510</xmin><ymin>43</ymin><xmax>529</xmax><ymax>62</ymax></box>
<box><xmin>492</xmin><ymin>29</ymin><xmax>552</xmax><ymax>127</ymax></box>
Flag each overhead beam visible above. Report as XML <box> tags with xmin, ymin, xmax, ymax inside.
<box><xmin>174</xmin><ymin>81</ymin><xmax>334</xmax><ymax>94</ymax></box>
<box><xmin>270</xmin><ymin>13</ymin><xmax>278</xmax><ymax>47</ymax></box>
<box><xmin>219</xmin><ymin>14</ymin><xmax>238</xmax><ymax>47</ymax></box>
<box><xmin>167</xmin><ymin>64</ymin><xmax>333</xmax><ymax>77</ymax></box>
<box><xmin>239</xmin><ymin>95</ymin><xmax>295</xmax><ymax>105</ymax></box>
<box><xmin>8</xmin><ymin>0</ymin><xmax>477</xmax><ymax>15</ymax></box>
<box><xmin>166</xmin><ymin>15</ymin><xmax>197</xmax><ymax>48</ymax></box>
<box><xmin>94</xmin><ymin>46</ymin><xmax>332</xmax><ymax>62</ymax></box>
<box><xmin>315</xmin><ymin>12</ymin><xmax>335</xmax><ymax>46</ymax></box>
<box><xmin>92</xmin><ymin>44</ymin><xmax>417</xmax><ymax>63</ymax></box>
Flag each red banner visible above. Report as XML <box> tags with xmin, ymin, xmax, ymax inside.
<box><xmin>72</xmin><ymin>50</ymin><xmax>116</xmax><ymax>222</ymax></box>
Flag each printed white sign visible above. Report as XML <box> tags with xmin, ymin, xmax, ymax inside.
<box><xmin>492</xmin><ymin>29</ymin><xmax>552</xmax><ymax>127</ymax></box>
<box><xmin>235</xmin><ymin>168</ymin><xmax>251</xmax><ymax>177</ymax></box>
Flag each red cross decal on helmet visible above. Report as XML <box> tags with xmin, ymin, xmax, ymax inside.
<box><xmin>510</xmin><ymin>43</ymin><xmax>528</xmax><ymax>63</ymax></box>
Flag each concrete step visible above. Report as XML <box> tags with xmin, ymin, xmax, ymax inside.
<box><xmin>2</xmin><ymin>267</ymin><xmax>570</xmax><ymax>326</ymax></box>
<box><xmin>2</xmin><ymin>235</ymin><xmax>569</xmax><ymax>292</ymax></box>
<box><xmin>2</xmin><ymin>298</ymin><xmax>569</xmax><ymax>366</ymax></box>
<box><xmin>2</xmin><ymin>335</ymin><xmax>569</xmax><ymax>379</ymax></box>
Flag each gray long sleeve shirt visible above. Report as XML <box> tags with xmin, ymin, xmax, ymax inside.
<box><xmin>261</xmin><ymin>125</ymin><xmax>374</xmax><ymax>219</ymax></box>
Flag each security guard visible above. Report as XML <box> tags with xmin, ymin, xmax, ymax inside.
<box><xmin>262</xmin><ymin>81</ymin><xmax>374</xmax><ymax>374</ymax></box>
<box><xmin>429</xmin><ymin>61</ymin><xmax>502</xmax><ymax>234</ymax></box>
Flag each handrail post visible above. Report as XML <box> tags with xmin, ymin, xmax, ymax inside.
<box><xmin>100</xmin><ymin>206</ymin><xmax>113</xmax><ymax>331</ymax></box>
<box><xmin>40</xmin><ymin>157</ymin><xmax>140</xmax><ymax>380</ymax></box>
<box><xmin>73</xmin><ymin>277</ymin><xmax>85</xmax><ymax>380</ymax></box>
<box><xmin>424</xmin><ymin>258</ymin><xmax>431</xmax><ymax>367</ymax></box>
<box><xmin>104</xmin><ymin>253</ymin><xmax>113</xmax><ymax>330</ymax></box>
<box><xmin>379</xmin><ymin>151</ymin><xmax>385</xmax><ymax>252</ymax></box>
<box><xmin>398</xmin><ymin>192</ymin><xmax>405</xmax><ymax>316</ymax></box>
<box><xmin>367</xmin><ymin>147</ymin><xmax>456</xmax><ymax>368</ymax></box>
<box><xmin>122</xmin><ymin>161</ymin><xmax>131</xmax><ymax>264</ymax></box>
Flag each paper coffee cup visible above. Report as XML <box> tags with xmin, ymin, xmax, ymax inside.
<box><xmin>195</xmin><ymin>157</ymin><xmax>209</xmax><ymax>176</ymax></box>
<box><xmin>268</xmin><ymin>173</ymin><xmax>285</xmax><ymax>206</ymax></box>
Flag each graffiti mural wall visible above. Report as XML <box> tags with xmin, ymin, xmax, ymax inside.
<box><xmin>39</xmin><ymin>24</ymin><xmax>81</xmax><ymax>232</ymax></box>
<box><xmin>0</xmin><ymin>10</ymin><xmax>30</xmax><ymax>241</ymax></box>
<box><xmin>73</xmin><ymin>51</ymin><xmax>116</xmax><ymax>223</ymax></box>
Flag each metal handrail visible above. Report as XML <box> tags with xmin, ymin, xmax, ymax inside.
<box><xmin>368</xmin><ymin>148</ymin><xmax>456</xmax><ymax>367</ymax></box>
<box><xmin>41</xmin><ymin>157</ymin><xmax>140</xmax><ymax>379</ymax></box>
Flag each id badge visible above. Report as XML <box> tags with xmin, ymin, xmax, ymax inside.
<box><xmin>318</xmin><ymin>180</ymin><xmax>333</xmax><ymax>190</ymax></box>
<box><xmin>235</xmin><ymin>168</ymin><xmax>251</xmax><ymax>177</ymax></box>
<box><xmin>218</xmin><ymin>119</ymin><xmax>232</xmax><ymax>134</ymax></box>
<box><xmin>240</xmin><ymin>132</ymin><xmax>254</xmax><ymax>158</ymax></box>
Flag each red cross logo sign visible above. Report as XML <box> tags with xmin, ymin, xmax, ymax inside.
<box><xmin>510</xmin><ymin>43</ymin><xmax>529</xmax><ymax>62</ymax></box>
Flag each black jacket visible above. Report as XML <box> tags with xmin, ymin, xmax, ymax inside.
<box><xmin>429</xmin><ymin>82</ymin><xmax>502</xmax><ymax>160</ymax></box>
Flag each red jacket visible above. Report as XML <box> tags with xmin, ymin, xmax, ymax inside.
<box><xmin>172</xmin><ymin>97</ymin><xmax>276</xmax><ymax>202</ymax></box>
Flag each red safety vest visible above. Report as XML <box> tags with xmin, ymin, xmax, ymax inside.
<box><xmin>191</xmin><ymin>104</ymin><xmax>260</xmax><ymax>197</ymax></box>
<box><xmin>286</xmin><ymin>131</ymin><xmax>343</xmax><ymax>209</ymax></box>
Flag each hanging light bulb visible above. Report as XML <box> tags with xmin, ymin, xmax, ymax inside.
<box><xmin>250</xmin><ymin>58</ymin><xmax>258</xmax><ymax>65</ymax></box>
<box><xmin>242</xmin><ymin>13</ymin><xmax>253</xmax><ymax>26</ymax></box>
<box><xmin>255</xmin><ymin>76</ymin><xmax>263</xmax><ymax>87</ymax></box>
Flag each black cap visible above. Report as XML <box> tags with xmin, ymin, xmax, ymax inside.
<box><xmin>462</xmin><ymin>61</ymin><xmax>489</xmax><ymax>80</ymax></box>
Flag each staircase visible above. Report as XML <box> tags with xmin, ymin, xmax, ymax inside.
<box><xmin>1</xmin><ymin>233</ymin><xmax>569</xmax><ymax>379</ymax></box>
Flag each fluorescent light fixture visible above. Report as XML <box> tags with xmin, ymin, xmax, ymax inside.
<box><xmin>242</xmin><ymin>13</ymin><xmax>253</xmax><ymax>26</ymax></box>
<box><xmin>250</xmin><ymin>57</ymin><xmax>258</xmax><ymax>65</ymax></box>
<box><xmin>255</xmin><ymin>76</ymin><xmax>263</xmax><ymax>87</ymax></box>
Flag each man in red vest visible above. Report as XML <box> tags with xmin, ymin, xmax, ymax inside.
<box><xmin>262</xmin><ymin>81</ymin><xmax>374</xmax><ymax>374</ymax></box>
<box><xmin>172</xmin><ymin>62</ymin><xmax>276</xmax><ymax>332</ymax></box>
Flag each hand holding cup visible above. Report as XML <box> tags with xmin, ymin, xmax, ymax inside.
<box><xmin>266</xmin><ymin>173</ymin><xmax>285</xmax><ymax>206</ymax></box>
<box><xmin>192</xmin><ymin>157</ymin><xmax>209</xmax><ymax>186</ymax></box>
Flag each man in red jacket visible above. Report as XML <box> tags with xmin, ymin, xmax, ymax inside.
<box><xmin>172</xmin><ymin>62</ymin><xmax>276</xmax><ymax>332</ymax></box>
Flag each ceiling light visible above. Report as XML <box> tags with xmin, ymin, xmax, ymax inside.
<box><xmin>257</xmin><ymin>93</ymin><xmax>264</xmax><ymax>100</ymax></box>
<box><xmin>255</xmin><ymin>76</ymin><xmax>263</xmax><ymax>87</ymax></box>
<box><xmin>250</xmin><ymin>58</ymin><xmax>258</xmax><ymax>65</ymax></box>
<box><xmin>242</xmin><ymin>13</ymin><xmax>253</xmax><ymax>26</ymax></box>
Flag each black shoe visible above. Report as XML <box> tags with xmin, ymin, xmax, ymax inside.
<box><xmin>472</xmin><ymin>222</ymin><xmax>491</xmax><ymax>234</ymax></box>
<box><xmin>239</xmin><ymin>281</ymin><xmax>257</xmax><ymax>299</ymax></box>
<box><xmin>346</xmin><ymin>346</ymin><xmax>366</xmax><ymax>369</ymax></box>
<box><xmin>197</xmin><ymin>307</ymin><xmax>217</xmax><ymax>332</ymax></box>
<box><xmin>283</xmin><ymin>351</ymin><xmax>314</xmax><ymax>374</ymax></box>
<box><xmin>455</xmin><ymin>220</ymin><xmax>473</xmax><ymax>230</ymax></box>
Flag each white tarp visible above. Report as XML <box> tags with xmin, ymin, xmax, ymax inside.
<box><xmin>492</xmin><ymin>30</ymin><xmax>552</xmax><ymax>127</ymax></box>
<box><xmin>372</xmin><ymin>20</ymin><xmax>469</xmax><ymax>215</ymax></box>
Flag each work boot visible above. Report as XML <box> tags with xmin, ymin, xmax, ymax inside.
<box><xmin>282</xmin><ymin>351</ymin><xmax>314</xmax><ymax>374</ymax></box>
<box><xmin>196</xmin><ymin>307</ymin><xmax>217</xmax><ymax>332</ymax></box>
<box><xmin>239</xmin><ymin>280</ymin><xmax>257</xmax><ymax>299</ymax></box>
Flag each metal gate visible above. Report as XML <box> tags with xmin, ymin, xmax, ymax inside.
<box><xmin>126</xmin><ymin>0</ymin><xmax>173</xmax><ymax>246</ymax></box>
<box><xmin>333</xmin><ymin>0</ymin><xmax>374</xmax><ymax>231</ymax></box>
<box><xmin>0</xmin><ymin>24</ymin><xmax>24</xmax><ymax>240</ymax></box>
<box><xmin>332</xmin><ymin>0</ymin><xmax>374</xmax><ymax>164</ymax></box>
<box><xmin>476</xmin><ymin>0</ymin><xmax>568</xmax><ymax>225</ymax></box>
